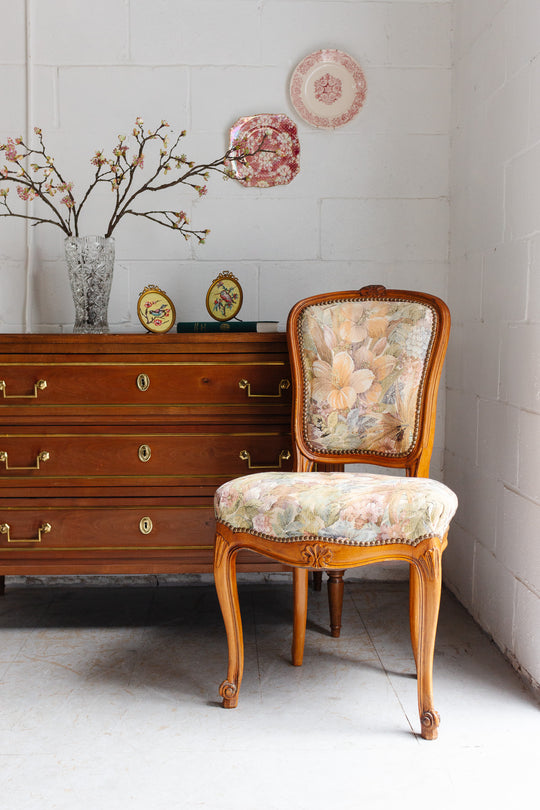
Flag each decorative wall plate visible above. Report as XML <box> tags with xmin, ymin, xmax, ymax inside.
<box><xmin>290</xmin><ymin>49</ymin><xmax>367</xmax><ymax>129</ymax></box>
<box><xmin>206</xmin><ymin>271</ymin><xmax>243</xmax><ymax>322</ymax></box>
<box><xmin>226</xmin><ymin>114</ymin><xmax>300</xmax><ymax>187</ymax></box>
<box><xmin>137</xmin><ymin>285</ymin><xmax>176</xmax><ymax>333</ymax></box>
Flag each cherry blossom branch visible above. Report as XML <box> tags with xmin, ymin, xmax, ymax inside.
<box><xmin>0</xmin><ymin>134</ymin><xmax>74</xmax><ymax>234</ymax></box>
<box><xmin>103</xmin><ymin>132</ymin><xmax>271</xmax><ymax>238</ymax></box>
<box><xmin>0</xmin><ymin>119</ymin><xmax>275</xmax><ymax>242</ymax></box>
<box><xmin>120</xmin><ymin>209</ymin><xmax>210</xmax><ymax>243</ymax></box>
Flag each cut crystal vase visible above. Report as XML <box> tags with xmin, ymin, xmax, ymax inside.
<box><xmin>65</xmin><ymin>235</ymin><xmax>115</xmax><ymax>333</ymax></box>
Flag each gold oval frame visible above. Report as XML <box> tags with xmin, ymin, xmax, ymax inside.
<box><xmin>205</xmin><ymin>272</ymin><xmax>243</xmax><ymax>322</ymax></box>
<box><xmin>137</xmin><ymin>285</ymin><xmax>176</xmax><ymax>334</ymax></box>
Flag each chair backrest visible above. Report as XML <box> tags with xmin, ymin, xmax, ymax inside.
<box><xmin>287</xmin><ymin>285</ymin><xmax>450</xmax><ymax>476</ymax></box>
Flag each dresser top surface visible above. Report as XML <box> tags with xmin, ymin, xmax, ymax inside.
<box><xmin>0</xmin><ymin>332</ymin><xmax>288</xmax><ymax>357</ymax></box>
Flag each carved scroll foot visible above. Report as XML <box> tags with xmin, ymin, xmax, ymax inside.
<box><xmin>420</xmin><ymin>709</ymin><xmax>440</xmax><ymax>740</ymax></box>
<box><xmin>219</xmin><ymin>680</ymin><xmax>239</xmax><ymax>709</ymax></box>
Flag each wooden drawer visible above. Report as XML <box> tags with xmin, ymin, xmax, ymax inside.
<box><xmin>0</xmin><ymin>360</ymin><xmax>291</xmax><ymax>409</ymax></box>
<box><xmin>0</xmin><ymin>428</ymin><xmax>292</xmax><ymax>486</ymax></box>
<box><xmin>0</xmin><ymin>504</ymin><xmax>214</xmax><ymax>549</ymax></box>
<box><xmin>0</xmin><ymin>502</ymin><xmax>287</xmax><ymax>574</ymax></box>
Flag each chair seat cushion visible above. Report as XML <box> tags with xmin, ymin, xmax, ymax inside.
<box><xmin>215</xmin><ymin>472</ymin><xmax>458</xmax><ymax>547</ymax></box>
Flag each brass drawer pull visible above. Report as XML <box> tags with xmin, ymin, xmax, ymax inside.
<box><xmin>0</xmin><ymin>522</ymin><xmax>51</xmax><ymax>543</ymax></box>
<box><xmin>0</xmin><ymin>450</ymin><xmax>50</xmax><ymax>471</ymax></box>
<box><xmin>238</xmin><ymin>378</ymin><xmax>290</xmax><ymax>398</ymax></box>
<box><xmin>239</xmin><ymin>449</ymin><xmax>291</xmax><ymax>470</ymax></box>
<box><xmin>0</xmin><ymin>379</ymin><xmax>47</xmax><ymax>399</ymax></box>
<box><xmin>136</xmin><ymin>373</ymin><xmax>150</xmax><ymax>391</ymax></box>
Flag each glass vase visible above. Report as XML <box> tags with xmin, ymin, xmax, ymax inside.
<box><xmin>65</xmin><ymin>235</ymin><xmax>115</xmax><ymax>334</ymax></box>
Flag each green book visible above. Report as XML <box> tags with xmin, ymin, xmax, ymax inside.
<box><xmin>176</xmin><ymin>321</ymin><xmax>279</xmax><ymax>333</ymax></box>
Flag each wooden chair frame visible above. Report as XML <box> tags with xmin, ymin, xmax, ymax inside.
<box><xmin>214</xmin><ymin>285</ymin><xmax>451</xmax><ymax>740</ymax></box>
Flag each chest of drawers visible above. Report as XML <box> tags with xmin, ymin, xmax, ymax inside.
<box><xmin>0</xmin><ymin>333</ymin><xmax>292</xmax><ymax>579</ymax></box>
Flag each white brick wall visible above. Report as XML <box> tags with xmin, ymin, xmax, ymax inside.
<box><xmin>448</xmin><ymin>0</ymin><xmax>540</xmax><ymax>687</ymax></box>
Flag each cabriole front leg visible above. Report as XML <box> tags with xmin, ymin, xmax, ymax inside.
<box><xmin>214</xmin><ymin>529</ymin><xmax>243</xmax><ymax>709</ymax></box>
<box><xmin>414</xmin><ymin>541</ymin><xmax>443</xmax><ymax>740</ymax></box>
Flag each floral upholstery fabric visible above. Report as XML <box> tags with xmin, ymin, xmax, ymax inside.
<box><xmin>215</xmin><ymin>472</ymin><xmax>458</xmax><ymax>547</ymax></box>
<box><xmin>298</xmin><ymin>299</ymin><xmax>436</xmax><ymax>456</ymax></box>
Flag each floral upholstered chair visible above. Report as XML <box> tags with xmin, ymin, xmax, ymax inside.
<box><xmin>213</xmin><ymin>285</ymin><xmax>458</xmax><ymax>739</ymax></box>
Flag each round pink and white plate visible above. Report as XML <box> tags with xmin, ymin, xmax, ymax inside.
<box><xmin>227</xmin><ymin>114</ymin><xmax>300</xmax><ymax>188</ymax></box>
<box><xmin>290</xmin><ymin>50</ymin><xmax>367</xmax><ymax>129</ymax></box>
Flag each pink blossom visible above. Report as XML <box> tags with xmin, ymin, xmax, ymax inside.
<box><xmin>91</xmin><ymin>151</ymin><xmax>107</xmax><ymax>167</ymax></box>
<box><xmin>61</xmin><ymin>194</ymin><xmax>75</xmax><ymax>208</ymax></box>
<box><xmin>5</xmin><ymin>139</ymin><xmax>19</xmax><ymax>161</ymax></box>
<box><xmin>132</xmin><ymin>155</ymin><xmax>144</xmax><ymax>169</ymax></box>
<box><xmin>17</xmin><ymin>186</ymin><xmax>38</xmax><ymax>201</ymax></box>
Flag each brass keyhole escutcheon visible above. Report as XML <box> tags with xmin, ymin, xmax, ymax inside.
<box><xmin>136</xmin><ymin>373</ymin><xmax>150</xmax><ymax>392</ymax></box>
<box><xmin>138</xmin><ymin>444</ymin><xmax>152</xmax><ymax>462</ymax></box>
<box><xmin>139</xmin><ymin>517</ymin><xmax>153</xmax><ymax>535</ymax></box>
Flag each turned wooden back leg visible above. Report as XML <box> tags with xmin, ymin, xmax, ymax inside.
<box><xmin>292</xmin><ymin>568</ymin><xmax>309</xmax><ymax>666</ymax></box>
<box><xmin>327</xmin><ymin>570</ymin><xmax>345</xmax><ymax>638</ymax></box>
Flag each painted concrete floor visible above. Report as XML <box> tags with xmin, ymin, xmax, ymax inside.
<box><xmin>0</xmin><ymin>576</ymin><xmax>538</xmax><ymax>809</ymax></box>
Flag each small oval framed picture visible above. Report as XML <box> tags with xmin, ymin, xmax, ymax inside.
<box><xmin>137</xmin><ymin>285</ymin><xmax>176</xmax><ymax>334</ymax></box>
<box><xmin>206</xmin><ymin>271</ymin><xmax>243</xmax><ymax>322</ymax></box>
